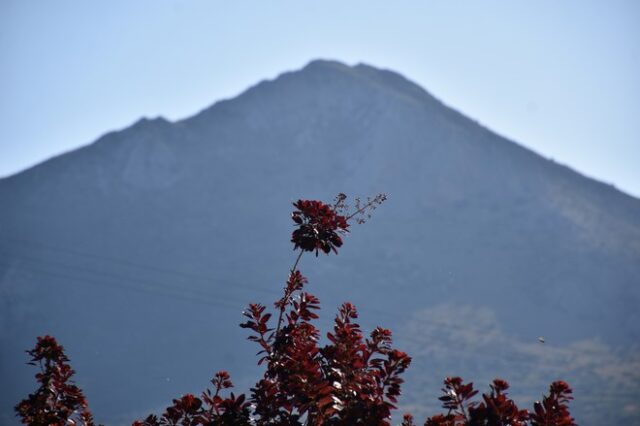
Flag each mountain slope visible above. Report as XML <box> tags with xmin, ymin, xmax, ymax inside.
<box><xmin>1</xmin><ymin>60</ymin><xmax>639</xmax><ymax>424</ymax></box>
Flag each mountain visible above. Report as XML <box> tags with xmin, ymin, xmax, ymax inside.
<box><xmin>1</xmin><ymin>60</ymin><xmax>639</xmax><ymax>424</ymax></box>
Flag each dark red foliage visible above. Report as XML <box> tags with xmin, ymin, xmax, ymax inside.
<box><xmin>402</xmin><ymin>413</ymin><xmax>417</xmax><ymax>426</ymax></box>
<box><xmin>15</xmin><ymin>335</ymin><xmax>96</xmax><ymax>426</ymax></box>
<box><xmin>424</xmin><ymin>377</ymin><xmax>575</xmax><ymax>426</ymax></box>
<box><xmin>530</xmin><ymin>381</ymin><xmax>576</xmax><ymax>426</ymax></box>
<box><xmin>17</xmin><ymin>194</ymin><xmax>577</xmax><ymax>426</ymax></box>
<box><xmin>243</xmin><ymin>276</ymin><xmax>411</xmax><ymax>425</ymax></box>
<box><xmin>131</xmin><ymin>371</ymin><xmax>252</xmax><ymax>426</ymax></box>
<box><xmin>291</xmin><ymin>199</ymin><xmax>349</xmax><ymax>255</ymax></box>
<box><xmin>469</xmin><ymin>379</ymin><xmax>529</xmax><ymax>425</ymax></box>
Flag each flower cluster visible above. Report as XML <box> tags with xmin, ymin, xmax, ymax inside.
<box><xmin>15</xmin><ymin>335</ymin><xmax>95</xmax><ymax>426</ymax></box>
<box><xmin>291</xmin><ymin>199</ymin><xmax>349</xmax><ymax>255</ymax></box>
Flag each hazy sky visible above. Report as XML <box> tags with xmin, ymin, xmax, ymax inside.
<box><xmin>2</xmin><ymin>1</ymin><xmax>639</xmax><ymax>196</ymax></box>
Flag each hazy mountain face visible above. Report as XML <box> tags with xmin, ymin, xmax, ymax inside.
<box><xmin>1</xmin><ymin>60</ymin><xmax>639</xmax><ymax>424</ymax></box>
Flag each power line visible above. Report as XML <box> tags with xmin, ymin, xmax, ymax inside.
<box><xmin>0</xmin><ymin>237</ymin><xmax>415</xmax><ymax>326</ymax></box>
<box><xmin>0</xmin><ymin>235</ymin><xmax>279</xmax><ymax>297</ymax></box>
<box><xmin>0</xmin><ymin>259</ymin><xmax>241</xmax><ymax>311</ymax></box>
<box><xmin>0</xmin><ymin>246</ymin><xmax>423</xmax><ymax>346</ymax></box>
<box><xmin>0</xmin><ymin>247</ymin><xmax>257</xmax><ymax>306</ymax></box>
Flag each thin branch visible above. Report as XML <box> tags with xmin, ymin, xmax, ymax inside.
<box><xmin>275</xmin><ymin>249</ymin><xmax>304</xmax><ymax>335</ymax></box>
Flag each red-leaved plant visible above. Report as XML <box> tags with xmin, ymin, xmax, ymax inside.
<box><xmin>402</xmin><ymin>377</ymin><xmax>576</xmax><ymax>426</ymax></box>
<box><xmin>15</xmin><ymin>335</ymin><xmax>96</xmax><ymax>426</ymax></box>
<box><xmin>16</xmin><ymin>194</ymin><xmax>577</xmax><ymax>425</ymax></box>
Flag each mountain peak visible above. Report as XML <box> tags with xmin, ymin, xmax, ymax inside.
<box><xmin>132</xmin><ymin>116</ymin><xmax>170</xmax><ymax>127</ymax></box>
<box><xmin>279</xmin><ymin>59</ymin><xmax>442</xmax><ymax>118</ymax></box>
<box><xmin>188</xmin><ymin>59</ymin><xmax>444</xmax><ymax>129</ymax></box>
<box><xmin>302</xmin><ymin>58</ymin><xmax>352</xmax><ymax>71</ymax></box>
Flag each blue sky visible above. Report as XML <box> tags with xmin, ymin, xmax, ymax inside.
<box><xmin>1</xmin><ymin>1</ymin><xmax>639</xmax><ymax>196</ymax></box>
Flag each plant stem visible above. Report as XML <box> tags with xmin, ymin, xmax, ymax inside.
<box><xmin>275</xmin><ymin>250</ymin><xmax>304</xmax><ymax>335</ymax></box>
<box><xmin>455</xmin><ymin>391</ymin><xmax>470</xmax><ymax>423</ymax></box>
